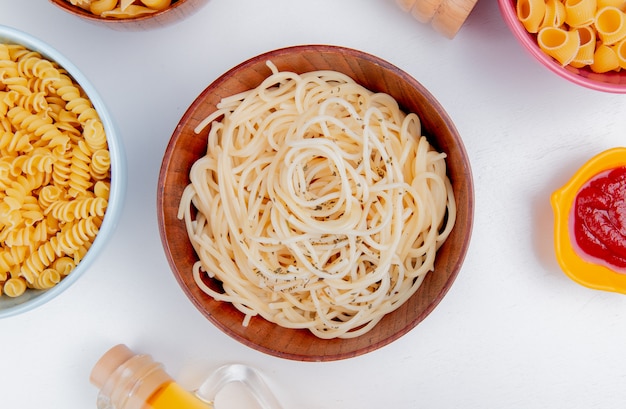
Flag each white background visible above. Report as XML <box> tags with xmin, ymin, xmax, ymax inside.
<box><xmin>2</xmin><ymin>1</ymin><xmax>626</xmax><ymax>408</ymax></box>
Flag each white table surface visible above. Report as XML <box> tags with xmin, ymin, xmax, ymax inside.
<box><xmin>3</xmin><ymin>1</ymin><xmax>626</xmax><ymax>408</ymax></box>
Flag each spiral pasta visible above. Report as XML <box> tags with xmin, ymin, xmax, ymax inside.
<box><xmin>518</xmin><ymin>0</ymin><xmax>626</xmax><ymax>72</ymax></box>
<box><xmin>0</xmin><ymin>43</ymin><xmax>111</xmax><ymax>298</ymax></box>
<box><xmin>179</xmin><ymin>63</ymin><xmax>456</xmax><ymax>339</ymax></box>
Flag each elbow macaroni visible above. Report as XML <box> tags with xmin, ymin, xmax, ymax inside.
<box><xmin>0</xmin><ymin>43</ymin><xmax>111</xmax><ymax>297</ymax></box>
<box><xmin>517</xmin><ymin>0</ymin><xmax>626</xmax><ymax>72</ymax></box>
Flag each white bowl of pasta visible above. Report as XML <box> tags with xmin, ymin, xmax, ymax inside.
<box><xmin>158</xmin><ymin>45</ymin><xmax>474</xmax><ymax>361</ymax></box>
<box><xmin>499</xmin><ymin>0</ymin><xmax>626</xmax><ymax>93</ymax></box>
<box><xmin>49</xmin><ymin>0</ymin><xmax>209</xmax><ymax>31</ymax></box>
<box><xmin>0</xmin><ymin>25</ymin><xmax>126</xmax><ymax>318</ymax></box>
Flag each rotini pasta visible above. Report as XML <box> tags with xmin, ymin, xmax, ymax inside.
<box><xmin>0</xmin><ymin>43</ymin><xmax>111</xmax><ymax>297</ymax></box>
<box><xmin>46</xmin><ymin>197</ymin><xmax>107</xmax><ymax>222</ymax></box>
<box><xmin>517</xmin><ymin>0</ymin><xmax>626</xmax><ymax>72</ymax></box>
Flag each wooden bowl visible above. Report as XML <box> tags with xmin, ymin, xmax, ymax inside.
<box><xmin>157</xmin><ymin>45</ymin><xmax>474</xmax><ymax>361</ymax></box>
<box><xmin>49</xmin><ymin>0</ymin><xmax>209</xmax><ymax>30</ymax></box>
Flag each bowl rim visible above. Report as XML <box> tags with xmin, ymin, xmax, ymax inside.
<box><xmin>0</xmin><ymin>24</ymin><xmax>127</xmax><ymax>319</ymax></box>
<box><xmin>497</xmin><ymin>0</ymin><xmax>626</xmax><ymax>94</ymax></box>
<box><xmin>157</xmin><ymin>44</ymin><xmax>474</xmax><ymax>361</ymax></box>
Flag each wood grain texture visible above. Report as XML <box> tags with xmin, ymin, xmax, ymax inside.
<box><xmin>157</xmin><ymin>45</ymin><xmax>475</xmax><ymax>361</ymax></box>
<box><xmin>48</xmin><ymin>0</ymin><xmax>209</xmax><ymax>30</ymax></box>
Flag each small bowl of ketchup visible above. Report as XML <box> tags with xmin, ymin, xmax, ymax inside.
<box><xmin>551</xmin><ymin>147</ymin><xmax>626</xmax><ymax>293</ymax></box>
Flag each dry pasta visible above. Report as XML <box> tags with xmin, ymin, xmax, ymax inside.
<box><xmin>564</xmin><ymin>0</ymin><xmax>596</xmax><ymax>27</ymax></box>
<box><xmin>517</xmin><ymin>0</ymin><xmax>626</xmax><ymax>72</ymax></box>
<box><xmin>591</xmin><ymin>43</ymin><xmax>621</xmax><ymax>71</ymax></box>
<box><xmin>615</xmin><ymin>38</ymin><xmax>626</xmax><ymax>68</ymax></box>
<box><xmin>540</xmin><ymin>0</ymin><xmax>567</xmax><ymax>30</ymax></box>
<box><xmin>178</xmin><ymin>63</ymin><xmax>456</xmax><ymax>339</ymax></box>
<box><xmin>66</xmin><ymin>0</ymin><xmax>172</xmax><ymax>18</ymax></box>
<box><xmin>538</xmin><ymin>26</ymin><xmax>581</xmax><ymax>65</ymax></box>
<box><xmin>0</xmin><ymin>43</ymin><xmax>111</xmax><ymax>297</ymax></box>
<box><xmin>571</xmin><ymin>25</ymin><xmax>597</xmax><ymax>66</ymax></box>
<box><xmin>595</xmin><ymin>6</ymin><xmax>626</xmax><ymax>45</ymax></box>
<box><xmin>517</xmin><ymin>0</ymin><xmax>547</xmax><ymax>32</ymax></box>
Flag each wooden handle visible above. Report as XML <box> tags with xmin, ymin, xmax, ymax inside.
<box><xmin>411</xmin><ymin>0</ymin><xmax>445</xmax><ymax>23</ymax></box>
<box><xmin>396</xmin><ymin>0</ymin><xmax>418</xmax><ymax>12</ymax></box>
<box><xmin>397</xmin><ymin>0</ymin><xmax>478</xmax><ymax>38</ymax></box>
<box><xmin>431</xmin><ymin>0</ymin><xmax>479</xmax><ymax>38</ymax></box>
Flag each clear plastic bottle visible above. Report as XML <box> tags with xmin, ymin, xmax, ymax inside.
<box><xmin>90</xmin><ymin>344</ymin><xmax>283</xmax><ymax>409</ymax></box>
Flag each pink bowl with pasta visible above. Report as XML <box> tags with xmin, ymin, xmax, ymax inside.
<box><xmin>49</xmin><ymin>0</ymin><xmax>210</xmax><ymax>31</ymax></box>
<box><xmin>498</xmin><ymin>0</ymin><xmax>626</xmax><ymax>93</ymax></box>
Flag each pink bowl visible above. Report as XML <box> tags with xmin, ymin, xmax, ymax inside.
<box><xmin>498</xmin><ymin>0</ymin><xmax>626</xmax><ymax>93</ymax></box>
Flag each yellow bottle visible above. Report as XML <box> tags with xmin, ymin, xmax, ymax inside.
<box><xmin>90</xmin><ymin>344</ymin><xmax>283</xmax><ymax>409</ymax></box>
<box><xmin>90</xmin><ymin>344</ymin><xmax>211</xmax><ymax>409</ymax></box>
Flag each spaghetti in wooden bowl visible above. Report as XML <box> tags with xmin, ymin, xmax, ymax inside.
<box><xmin>49</xmin><ymin>0</ymin><xmax>209</xmax><ymax>31</ymax></box>
<box><xmin>157</xmin><ymin>45</ymin><xmax>474</xmax><ymax>361</ymax></box>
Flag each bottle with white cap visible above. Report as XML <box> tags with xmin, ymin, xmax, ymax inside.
<box><xmin>90</xmin><ymin>344</ymin><xmax>283</xmax><ymax>409</ymax></box>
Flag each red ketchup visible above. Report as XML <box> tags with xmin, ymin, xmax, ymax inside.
<box><xmin>573</xmin><ymin>166</ymin><xmax>626</xmax><ymax>272</ymax></box>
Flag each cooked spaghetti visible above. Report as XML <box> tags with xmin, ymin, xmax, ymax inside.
<box><xmin>178</xmin><ymin>62</ymin><xmax>456</xmax><ymax>339</ymax></box>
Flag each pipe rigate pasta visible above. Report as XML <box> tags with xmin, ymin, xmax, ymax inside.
<box><xmin>0</xmin><ymin>43</ymin><xmax>111</xmax><ymax>297</ymax></box>
<box><xmin>571</xmin><ymin>26</ymin><xmax>597</xmax><ymax>66</ymax></box>
<box><xmin>591</xmin><ymin>43</ymin><xmax>621</xmax><ymax>71</ymax></box>
<box><xmin>564</xmin><ymin>0</ymin><xmax>597</xmax><ymax>27</ymax></box>
<box><xmin>538</xmin><ymin>27</ymin><xmax>581</xmax><ymax>65</ymax></box>
<box><xmin>517</xmin><ymin>0</ymin><xmax>626</xmax><ymax>72</ymax></box>
<box><xmin>614</xmin><ymin>38</ymin><xmax>626</xmax><ymax>68</ymax></box>
<box><xmin>540</xmin><ymin>0</ymin><xmax>567</xmax><ymax>30</ymax></box>
<box><xmin>517</xmin><ymin>0</ymin><xmax>547</xmax><ymax>32</ymax></box>
<box><xmin>598</xmin><ymin>0</ymin><xmax>626</xmax><ymax>7</ymax></box>
<box><xmin>595</xmin><ymin>6</ymin><xmax>626</xmax><ymax>45</ymax></box>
